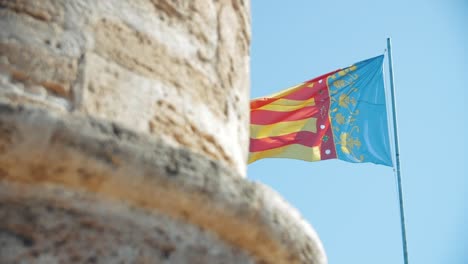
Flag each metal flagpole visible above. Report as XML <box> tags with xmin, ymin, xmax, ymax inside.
<box><xmin>386</xmin><ymin>37</ymin><xmax>409</xmax><ymax>264</ymax></box>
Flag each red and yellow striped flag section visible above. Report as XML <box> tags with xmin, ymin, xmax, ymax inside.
<box><xmin>249</xmin><ymin>71</ymin><xmax>339</xmax><ymax>164</ymax></box>
<box><xmin>249</xmin><ymin>55</ymin><xmax>392</xmax><ymax>166</ymax></box>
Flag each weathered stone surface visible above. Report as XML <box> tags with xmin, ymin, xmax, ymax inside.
<box><xmin>0</xmin><ymin>181</ymin><xmax>255</xmax><ymax>264</ymax></box>
<box><xmin>0</xmin><ymin>102</ymin><xmax>327</xmax><ymax>264</ymax></box>
<box><xmin>0</xmin><ymin>0</ymin><xmax>250</xmax><ymax>175</ymax></box>
<box><xmin>0</xmin><ymin>0</ymin><xmax>328</xmax><ymax>263</ymax></box>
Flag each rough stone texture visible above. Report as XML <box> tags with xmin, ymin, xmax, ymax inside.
<box><xmin>0</xmin><ymin>182</ymin><xmax>254</xmax><ymax>264</ymax></box>
<box><xmin>0</xmin><ymin>102</ymin><xmax>327</xmax><ymax>263</ymax></box>
<box><xmin>0</xmin><ymin>0</ymin><xmax>250</xmax><ymax>175</ymax></box>
<box><xmin>0</xmin><ymin>0</ymin><xmax>328</xmax><ymax>263</ymax></box>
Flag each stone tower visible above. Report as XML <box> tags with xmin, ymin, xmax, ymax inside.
<box><xmin>0</xmin><ymin>1</ymin><xmax>327</xmax><ymax>263</ymax></box>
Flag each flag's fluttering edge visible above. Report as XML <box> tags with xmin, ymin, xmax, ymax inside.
<box><xmin>249</xmin><ymin>55</ymin><xmax>392</xmax><ymax>166</ymax></box>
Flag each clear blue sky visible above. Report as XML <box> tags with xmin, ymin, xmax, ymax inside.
<box><xmin>247</xmin><ymin>1</ymin><xmax>467</xmax><ymax>263</ymax></box>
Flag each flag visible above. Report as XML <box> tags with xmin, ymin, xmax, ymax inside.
<box><xmin>249</xmin><ymin>55</ymin><xmax>392</xmax><ymax>166</ymax></box>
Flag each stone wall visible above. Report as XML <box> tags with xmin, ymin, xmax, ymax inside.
<box><xmin>0</xmin><ymin>182</ymin><xmax>255</xmax><ymax>263</ymax></box>
<box><xmin>0</xmin><ymin>0</ymin><xmax>250</xmax><ymax>175</ymax></box>
<box><xmin>0</xmin><ymin>1</ymin><xmax>327</xmax><ymax>263</ymax></box>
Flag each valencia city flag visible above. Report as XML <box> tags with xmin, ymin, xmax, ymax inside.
<box><xmin>249</xmin><ymin>55</ymin><xmax>392</xmax><ymax>166</ymax></box>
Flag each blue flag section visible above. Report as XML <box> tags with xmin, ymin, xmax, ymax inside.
<box><xmin>328</xmin><ymin>55</ymin><xmax>393</xmax><ymax>166</ymax></box>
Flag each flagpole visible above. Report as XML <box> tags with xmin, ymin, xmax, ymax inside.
<box><xmin>386</xmin><ymin>37</ymin><xmax>409</xmax><ymax>264</ymax></box>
